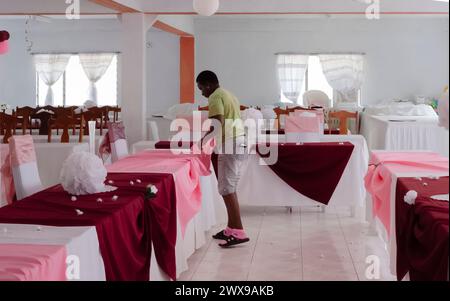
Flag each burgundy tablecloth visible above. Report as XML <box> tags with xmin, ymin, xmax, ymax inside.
<box><xmin>0</xmin><ymin>172</ymin><xmax>177</xmax><ymax>281</ymax></box>
<box><xmin>395</xmin><ymin>176</ymin><xmax>449</xmax><ymax>281</ymax></box>
<box><xmin>256</xmin><ymin>142</ymin><xmax>354</xmax><ymax>205</ymax></box>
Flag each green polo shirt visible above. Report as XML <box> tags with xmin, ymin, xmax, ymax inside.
<box><xmin>208</xmin><ymin>87</ymin><xmax>245</xmax><ymax>143</ymax></box>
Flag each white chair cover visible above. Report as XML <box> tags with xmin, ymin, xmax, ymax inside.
<box><xmin>9</xmin><ymin>135</ymin><xmax>43</xmax><ymax>200</ymax></box>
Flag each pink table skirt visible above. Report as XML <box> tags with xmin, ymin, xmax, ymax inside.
<box><xmin>0</xmin><ymin>244</ymin><xmax>67</xmax><ymax>281</ymax></box>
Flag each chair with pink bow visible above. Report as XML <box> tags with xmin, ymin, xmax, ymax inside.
<box><xmin>9</xmin><ymin>135</ymin><xmax>43</xmax><ymax>200</ymax></box>
<box><xmin>284</xmin><ymin>112</ymin><xmax>321</xmax><ymax>143</ymax></box>
<box><xmin>99</xmin><ymin>121</ymin><xmax>129</xmax><ymax>163</ymax></box>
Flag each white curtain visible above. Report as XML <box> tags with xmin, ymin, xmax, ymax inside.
<box><xmin>277</xmin><ymin>54</ymin><xmax>309</xmax><ymax>103</ymax></box>
<box><xmin>319</xmin><ymin>54</ymin><xmax>364</xmax><ymax>105</ymax></box>
<box><xmin>34</xmin><ymin>54</ymin><xmax>71</xmax><ymax>106</ymax></box>
<box><xmin>79</xmin><ymin>53</ymin><xmax>115</xmax><ymax>105</ymax></box>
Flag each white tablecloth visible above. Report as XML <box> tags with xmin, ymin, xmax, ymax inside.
<box><xmin>0</xmin><ymin>224</ymin><xmax>105</xmax><ymax>281</ymax></box>
<box><xmin>360</xmin><ymin>113</ymin><xmax>449</xmax><ymax>157</ymax></box>
<box><xmin>237</xmin><ymin>135</ymin><xmax>369</xmax><ymax>212</ymax></box>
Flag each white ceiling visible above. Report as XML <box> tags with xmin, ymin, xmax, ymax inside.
<box><xmin>0</xmin><ymin>0</ymin><xmax>447</xmax><ymax>15</ymax></box>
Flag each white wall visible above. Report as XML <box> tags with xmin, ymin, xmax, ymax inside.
<box><xmin>195</xmin><ymin>17</ymin><xmax>449</xmax><ymax>106</ymax></box>
<box><xmin>147</xmin><ymin>29</ymin><xmax>180</xmax><ymax>116</ymax></box>
<box><xmin>0</xmin><ymin>18</ymin><xmax>121</xmax><ymax>107</ymax></box>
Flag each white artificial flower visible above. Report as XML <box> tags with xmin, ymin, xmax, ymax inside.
<box><xmin>404</xmin><ymin>190</ymin><xmax>418</xmax><ymax>205</ymax></box>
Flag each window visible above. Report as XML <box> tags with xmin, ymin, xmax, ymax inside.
<box><xmin>280</xmin><ymin>55</ymin><xmax>334</xmax><ymax>105</ymax></box>
<box><xmin>36</xmin><ymin>54</ymin><xmax>118</xmax><ymax>107</ymax></box>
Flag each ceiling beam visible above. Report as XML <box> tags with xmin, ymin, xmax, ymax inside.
<box><xmin>89</xmin><ymin>0</ymin><xmax>140</xmax><ymax>13</ymax></box>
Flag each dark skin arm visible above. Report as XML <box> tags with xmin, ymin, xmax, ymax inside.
<box><xmin>201</xmin><ymin>114</ymin><xmax>223</xmax><ymax>147</ymax></box>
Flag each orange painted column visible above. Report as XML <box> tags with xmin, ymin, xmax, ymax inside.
<box><xmin>180</xmin><ymin>36</ymin><xmax>195</xmax><ymax>103</ymax></box>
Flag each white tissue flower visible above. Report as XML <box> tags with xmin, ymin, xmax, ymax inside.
<box><xmin>60</xmin><ymin>151</ymin><xmax>116</xmax><ymax>196</ymax></box>
<box><xmin>404</xmin><ymin>190</ymin><xmax>418</xmax><ymax>205</ymax></box>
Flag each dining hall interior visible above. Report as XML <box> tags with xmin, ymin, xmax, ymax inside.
<box><xmin>0</xmin><ymin>0</ymin><xmax>449</xmax><ymax>282</ymax></box>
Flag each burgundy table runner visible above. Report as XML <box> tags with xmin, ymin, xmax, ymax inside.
<box><xmin>256</xmin><ymin>142</ymin><xmax>354</xmax><ymax>205</ymax></box>
<box><xmin>395</xmin><ymin>176</ymin><xmax>449</xmax><ymax>281</ymax></box>
<box><xmin>0</xmin><ymin>172</ymin><xmax>177</xmax><ymax>281</ymax></box>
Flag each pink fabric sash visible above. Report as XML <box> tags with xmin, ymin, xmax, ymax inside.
<box><xmin>0</xmin><ymin>136</ymin><xmax>36</xmax><ymax>206</ymax></box>
<box><xmin>0</xmin><ymin>144</ymin><xmax>14</xmax><ymax>205</ymax></box>
<box><xmin>108</xmin><ymin>121</ymin><xmax>126</xmax><ymax>143</ymax></box>
<box><xmin>107</xmin><ymin>150</ymin><xmax>211</xmax><ymax>237</ymax></box>
<box><xmin>0</xmin><ymin>244</ymin><xmax>67</xmax><ymax>281</ymax></box>
<box><xmin>9</xmin><ymin>135</ymin><xmax>37</xmax><ymax>168</ymax></box>
<box><xmin>285</xmin><ymin>115</ymin><xmax>320</xmax><ymax>133</ymax></box>
<box><xmin>98</xmin><ymin>122</ymin><xmax>127</xmax><ymax>161</ymax></box>
<box><xmin>364</xmin><ymin>151</ymin><xmax>449</xmax><ymax>236</ymax></box>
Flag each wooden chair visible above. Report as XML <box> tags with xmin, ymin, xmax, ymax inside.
<box><xmin>111</xmin><ymin>106</ymin><xmax>121</xmax><ymax>122</ymax></box>
<box><xmin>0</xmin><ymin>113</ymin><xmax>18</xmax><ymax>144</ymax></box>
<box><xmin>327</xmin><ymin>110</ymin><xmax>359</xmax><ymax>135</ymax></box>
<box><xmin>48</xmin><ymin>114</ymin><xmax>84</xmax><ymax>143</ymax></box>
<box><xmin>273</xmin><ymin>107</ymin><xmax>289</xmax><ymax>129</ymax></box>
<box><xmin>286</xmin><ymin>106</ymin><xmax>314</xmax><ymax>114</ymax></box>
<box><xmin>15</xmin><ymin>106</ymin><xmax>36</xmax><ymax>135</ymax></box>
<box><xmin>83</xmin><ymin>107</ymin><xmax>104</xmax><ymax>135</ymax></box>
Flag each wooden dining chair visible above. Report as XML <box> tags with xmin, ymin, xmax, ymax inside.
<box><xmin>327</xmin><ymin>110</ymin><xmax>359</xmax><ymax>135</ymax></box>
<box><xmin>273</xmin><ymin>107</ymin><xmax>290</xmax><ymax>129</ymax></box>
<box><xmin>0</xmin><ymin>112</ymin><xmax>18</xmax><ymax>144</ymax></box>
<box><xmin>83</xmin><ymin>107</ymin><xmax>104</xmax><ymax>135</ymax></box>
<box><xmin>15</xmin><ymin>106</ymin><xmax>36</xmax><ymax>135</ymax></box>
<box><xmin>48</xmin><ymin>114</ymin><xmax>84</xmax><ymax>143</ymax></box>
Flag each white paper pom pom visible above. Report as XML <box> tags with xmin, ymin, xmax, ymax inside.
<box><xmin>136</xmin><ymin>179</ymin><xmax>142</xmax><ymax>184</ymax></box>
<box><xmin>108</xmin><ymin>180</ymin><xmax>114</xmax><ymax>184</ymax></box>
<box><xmin>60</xmin><ymin>151</ymin><xmax>117</xmax><ymax>196</ymax></box>
<box><xmin>75</xmin><ymin>209</ymin><xmax>84</xmax><ymax>216</ymax></box>
<box><xmin>71</xmin><ymin>196</ymin><xmax>77</xmax><ymax>202</ymax></box>
<box><xmin>130</xmin><ymin>181</ymin><xmax>134</xmax><ymax>186</ymax></box>
<box><xmin>96</xmin><ymin>198</ymin><xmax>103</xmax><ymax>203</ymax></box>
<box><xmin>112</xmin><ymin>195</ymin><xmax>119</xmax><ymax>201</ymax></box>
<box><xmin>404</xmin><ymin>190</ymin><xmax>418</xmax><ymax>205</ymax></box>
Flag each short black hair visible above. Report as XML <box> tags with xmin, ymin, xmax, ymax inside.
<box><xmin>196</xmin><ymin>70</ymin><xmax>219</xmax><ymax>85</ymax></box>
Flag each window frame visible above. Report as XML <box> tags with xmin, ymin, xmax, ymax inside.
<box><xmin>35</xmin><ymin>54</ymin><xmax>119</xmax><ymax>107</ymax></box>
<box><xmin>280</xmin><ymin>54</ymin><xmax>362</xmax><ymax>106</ymax></box>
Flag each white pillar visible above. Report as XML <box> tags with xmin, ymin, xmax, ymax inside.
<box><xmin>120</xmin><ymin>13</ymin><xmax>156</xmax><ymax>146</ymax></box>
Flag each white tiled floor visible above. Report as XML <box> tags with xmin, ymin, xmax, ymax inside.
<box><xmin>179</xmin><ymin>206</ymin><xmax>396</xmax><ymax>281</ymax></box>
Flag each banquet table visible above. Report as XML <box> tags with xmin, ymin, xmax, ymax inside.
<box><xmin>364</xmin><ymin>151</ymin><xmax>449</xmax><ymax>278</ymax></box>
<box><xmin>0</xmin><ymin>172</ymin><xmax>178</xmax><ymax>281</ymax></box>
<box><xmin>107</xmin><ymin>150</ymin><xmax>219</xmax><ymax>280</ymax></box>
<box><xmin>360</xmin><ymin>113</ymin><xmax>449</xmax><ymax>157</ymax></box>
<box><xmin>237</xmin><ymin>134</ymin><xmax>369</xmax><ymax>214</ymax></box>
